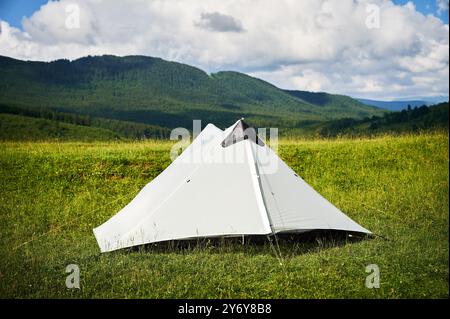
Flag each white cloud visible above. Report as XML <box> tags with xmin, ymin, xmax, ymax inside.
<box><xmin>0</xmin><ymin>0</ymin><xmax>448</xmax><ymax>100</ymax></box>
<box><xmin>437</xmin><ymin>0</ymin><xmax>449</xmax><ymax>15</ymax></box>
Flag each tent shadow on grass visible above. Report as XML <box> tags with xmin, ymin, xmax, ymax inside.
<box><xmin>126</xmin><ymin>230</ymin><xmax>372</xmax><ymax>256</ymax></box>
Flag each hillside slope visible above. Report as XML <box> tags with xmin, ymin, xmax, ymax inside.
<box><xmin>285</xmin><ymin>90</ymin><xmax>376</xmax><ymax>118</ymax></box>
<box><xmin>0</xmin><ymin>55</ymin><xmax>385</xmax><ymax>128</ymax></box>
<box><xmin>0</xmin><ymin>113</ymin><xmax>121</xmax><ymax>141</ymax></box>
<box><xmin>0</xmin><ymin>104</ymin><xmax>171</xmax><ymax>139</ymax></box>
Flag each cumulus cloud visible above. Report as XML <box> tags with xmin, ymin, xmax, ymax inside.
<box><xmin>437</xmin><ymin>0</ymin><xmax>449</xmax><ymax>15</ymax></box>
<box><xmin>195</xmin><ymin>12</ymin><xmax>244</xmax><ymax>32</ymax></box>
<box><xmin>0</xmin><ymin>0</ymin><xmax>448</xmax><ymax>100</ymax></box>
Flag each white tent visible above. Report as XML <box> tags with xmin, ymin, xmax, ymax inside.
<box><xmin>93</xmin><ymin>119</ymin><xmax>370</xmax><ymax>252</ymax></box>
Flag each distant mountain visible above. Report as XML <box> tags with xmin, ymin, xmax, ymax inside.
<box><xmin>0</xmin><ymin>55</ymin><xmax>385</xmax><ymax>130</ymax></box>
<box><xmin>356</xmin><ymin>98</ymin><xmax>445</xmax><ymax>111</ymax></box>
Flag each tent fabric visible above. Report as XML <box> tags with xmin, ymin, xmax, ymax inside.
<box><xmin>93</xmin><ymin>120</ymin><xmax>370</xmax><ymax>252</ymax></box>
<box><xmin>253</xmin><ymin>143</ymin><xmax>370</xmax><ymax>234</ymax></box>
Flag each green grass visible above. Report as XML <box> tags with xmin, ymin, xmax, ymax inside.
<box><xmin>0</xmin><ymin>133</ymin><xmax>448</xmax><ymax>298</ymax></box>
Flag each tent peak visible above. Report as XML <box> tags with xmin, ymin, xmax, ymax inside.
<box><xmin>221</xmin><ymin>119</ymin><xmax>265</xmax><ymax>148</ymax></box>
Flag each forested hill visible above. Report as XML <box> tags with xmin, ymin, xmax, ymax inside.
<box><xmin>318</xmin><ymin>102</ymin><xmax>449</xmax><ymax>137</ymax></box>
<box><xmin>0</xmin><ymin>55</ymin><xmax>385</xmax><ymax>129</ymax></box>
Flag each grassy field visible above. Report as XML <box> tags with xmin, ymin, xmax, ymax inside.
<box><xmin>0</xmin><ymin>133</ymin><xmax>448</xmax><ymax>298</ymax></box>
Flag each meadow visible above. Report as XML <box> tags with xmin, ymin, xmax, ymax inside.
<box><xmin>0</xmin><ymin>133</ymin><xmax>448</xmax><ymax>298</ymax></box>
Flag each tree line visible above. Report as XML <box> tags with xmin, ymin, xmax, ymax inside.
<box><xmin>319</xmin><ymin>102</ymin><xmax>449</xmax><ymax>137</ymax></box>
<box><xmin>0</xmin><ymin>104</ymin><xmax>171</xmax><ymax>139</ymax></box>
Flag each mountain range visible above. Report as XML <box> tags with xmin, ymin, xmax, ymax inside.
<box><xmin>356</xmin><ymin>98</ymin><xmax>447</xmax><ymax>111</ymax></box>
<box><xmin>0</xmin><ymin>55</ymin><xmax>386</xmax><ymax>130</ymax></box>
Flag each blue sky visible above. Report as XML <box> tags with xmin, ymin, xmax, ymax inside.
<box><xmin>0</xmin><ymin>0</ymin><xmax>448</xmax><ymax>29</ymax></box>
<box><xmin>393</xmin><ymin>0</ymin><xmax>449</xmax><ymax>23</ymax></box>
<box><xmin>0</xmin><ymin>0</ymin><xmax>48</xmax><ymax>29</ymax></box>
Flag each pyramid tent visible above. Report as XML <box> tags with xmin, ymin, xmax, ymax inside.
<box><xmin>93</xmin><ymin>119</ymin><xmax>370</xmax><ymax>252</ymax></box>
